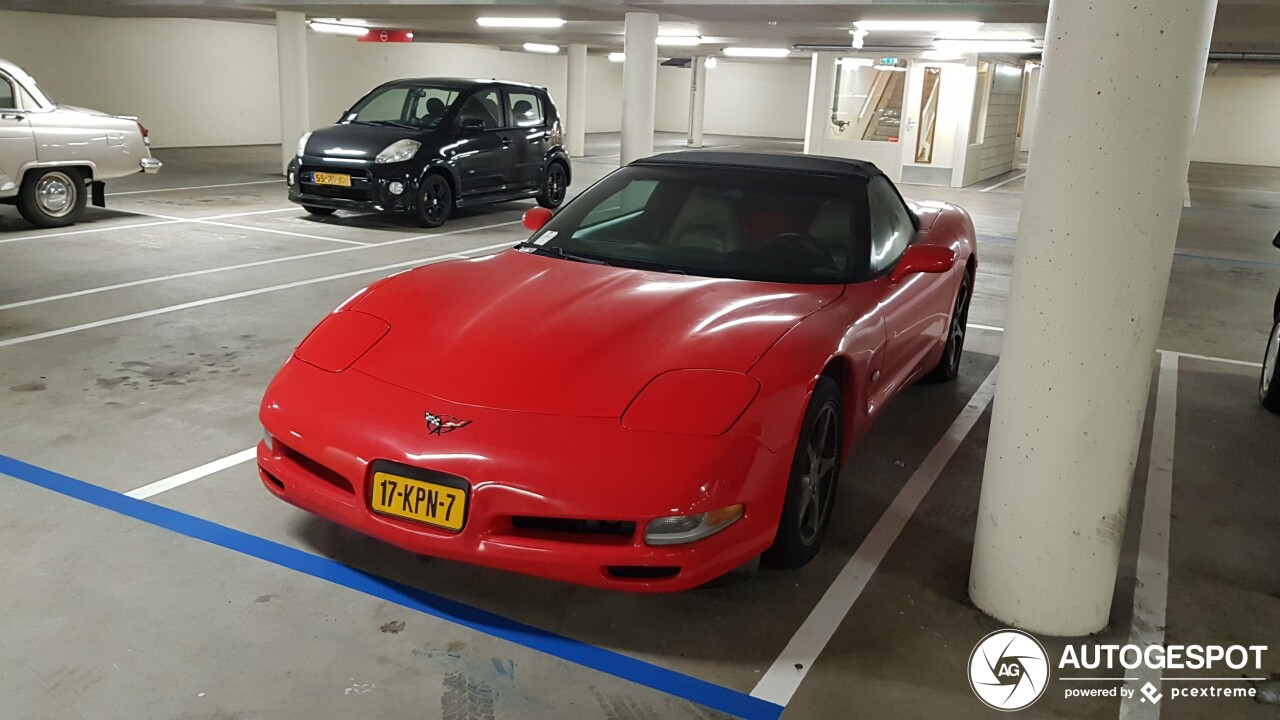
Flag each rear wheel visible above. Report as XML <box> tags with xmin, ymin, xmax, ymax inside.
<box><xmin>414</xmin><ymin>173</ymin><xmax>453</xmax><ymax>228</ymax></box>
<box><xmin>536</xmin><ymin>162</ymin><xmax>568</xmax><ymax>209</ymax></box>
<box><xmin>925</xmin><ymin>272</ymin><xmax>972</xmax><ymax>382</ymax></box>
<box><xmin>765</xmin><ymin>377</ymin><xmax>842</xmax><ymax>568</ymax></box>
<box><xmin>18</xmin><ymin>168</ymin><xmax>86</xmax><ymax>228</ymax></box>
<box><xmin>1261</xmin><ymin>315</ymin><xmax>1280</xmax><ymax>414</ymax></box>
<box><xmin>302</xmin><ymin>205</ymin><xmax>336</xmax><ymax>217</ymax></box>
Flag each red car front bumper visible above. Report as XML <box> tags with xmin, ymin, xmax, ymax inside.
<box><xmin>258</xmin><ymin>360</ymin><xmax>793</xmax><ymax>591</ymax></box>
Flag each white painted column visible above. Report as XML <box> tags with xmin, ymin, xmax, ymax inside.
<box><xmin>970</xmin><ymin>0</ymin><xmax>1217</xmax><ymax>636</ymax></box>
<box><xmin>276</xmin><ymin>11</ymin><xmax>310</xmax><ymax>174</ymax></box>
<box><xmin>620</xmin><ymin>12</ymin><xmax>658</xmax><ymax>164</ymax></box>
<box><xmin>686</xmin><ymin>56</ymin><xmax>707</xmax><ymax>148</ymax></box>
<box><xmin>803</xmin><ymin>53</ymin><xmax>836</xmax><ymax>155</ymax></box>
<box><xmin>566</xmin><ymin>43</ymin><xmax>587</xmax><ymax>158</ymax></box>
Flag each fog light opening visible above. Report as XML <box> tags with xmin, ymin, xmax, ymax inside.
<box><xmin>388</xmin><ymin>181</ymin><xmax>405</xmax><ymax>196</ymax></box>
<box><xmin>644</xmin><ymin>504</ymin><xmax>743</xmax><ymax>546</ymax></box>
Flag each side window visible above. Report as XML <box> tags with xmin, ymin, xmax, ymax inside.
<box><xmin>578</xmin><ymin>180</ymin><xmax>658</xmax><ymax>231</ymax></box>
<box><xmin>0</xmin><ymin>76</ymin><xmax>16</xmax><ymax>110</ymax></box>
<box><xmin>458</xmin><ymin>89</ymin><xmax>504</xmax><ymax>130</ymax></box>
<box><xmin>867</xmin><ymin>176</ymin><xmax>915</xmax><ymax>274</ymax></box>
<box><xmin>506</xmin><ymin>91</ymin><xmax>545</xmax><ymax>128</ymax></box>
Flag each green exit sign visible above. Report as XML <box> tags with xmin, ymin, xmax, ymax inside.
<box><xmin>880</xmin><ymin>57</ymin><xmax>900</xmax><ymax>65</ymax></box>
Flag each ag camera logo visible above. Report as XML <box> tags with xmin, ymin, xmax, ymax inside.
<box><xmin>969</xmin><ymin>629</ymin><xmax>1050</xmax><ymax>711</ymax></box>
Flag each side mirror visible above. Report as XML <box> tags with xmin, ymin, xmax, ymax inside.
<box><xmin>890</xmin><ymin>244</ymin><xmax>956</xmax><ymax>284</ymax></box>
<box><xmin>458</xmin><ymin>117</ymin><xmax>485</xmax><ymax>133</ymax></box>
<box><xmin>523</xmin><ymin>207</ymin><xmax>553</xmax><ymax>232</ymax></box>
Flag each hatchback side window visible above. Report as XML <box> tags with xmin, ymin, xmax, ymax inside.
<box><xmin>506</xmin><ymin>92</ymin><xmax>545</xmax><ymax>128</ymax></box>
<box><xmin>867</xmin><ymin>176</ymin><xmax>915</xmax><ymax>274</ymax></box>
<box><xmin>0</xmin><ymin>76</ymin><xmax>16</xmax><ymax>110</ymax></box>
<box><xmin>457</xmin><ymin>90</ymin><xmax>504</xmax><ymax>130</ymax></box>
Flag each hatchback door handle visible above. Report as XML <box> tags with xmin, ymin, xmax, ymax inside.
<box><xmin>500</xmin><ymin>137</ymin><xmax>512</xmax><ymax>148</ymax></box>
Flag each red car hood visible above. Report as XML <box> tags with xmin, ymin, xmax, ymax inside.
<box><xmin>350</xmin><ymin>249</ymin><xmax>843</xmax><ymax>417</ymax></box>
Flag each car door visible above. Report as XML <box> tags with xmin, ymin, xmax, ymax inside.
<box><xmin>503</xmin><ymin>88</ymin><xmax>550</xmax><ymax>189</ymax></box>
<box><xmin>0</xmin><ymin>72</ymin><xmax>36</xmax><ymax>198</ymax></box>
<box><xmin>865</xmin><ymin>175</ymin><xmax>949</xmax><ymax>396</ymax></box>
<box><xmin>449</xmin><ymin>88</ymin><xmax>515</xmax><ymax>196</ymax></box>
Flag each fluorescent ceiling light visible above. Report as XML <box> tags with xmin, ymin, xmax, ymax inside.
<box><xmin>934</xmin><ymin>38</ymin><xmax>1038</xmax><ymax>53</ymax></box>
<box><xmin>608</xmin><ymin>52</ymin><xmax>625</xmax><ymax>62</ymax></box>
<box><xmin>704</xmin><ymin>57</ymin><xmax>718</xmax><ymax>69</ymax></box>
<box><xmin>839</xmin><ymin>57</ymin><xmax>875</xmax><ymax>68</ymax></box>
<box><xmin>477</xmin><ymin>17</ymin><xmax>566</xmax><ymax>28</ymax></box>
<box><xmin>656</xmin><ymin>35</ymin><xmax>703</xmax><ymax>46</ymax></box>
<box><xmin>853</xmin><ymin>20</ymin><xmax>983</xmax><ymax>33</ymax></box>
<box><xmin>921</xmin><ymin>50</ymin><xmax>964</xmax><ymax>61</ymax></box>
<box><xmin>850</xmin><ymin>28</ymin><xmax>869</xmax><ymax>49</ymax></box>
<box><xmin>523</xmin><ymin>42</ymin><xmax>561</xmax><ymax>54</ymax></box>
<box><xmin>309</xmin><ymin>21</ymin><xmax>369</xmax><ymax>37</ymax></box>
<box><xmin>723</xmin><ymin>47</ymin><xmax>791</xmax><ymax>58</ymax></box>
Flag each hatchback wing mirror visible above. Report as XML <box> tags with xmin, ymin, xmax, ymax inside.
<box><xmin>890</xmin><ymin>244</ymin><xmax>956</xmax><ymax>284</ymax></box>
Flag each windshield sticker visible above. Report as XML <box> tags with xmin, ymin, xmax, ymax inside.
<box><xmin>534</xmin><ymin>231</ymin><xmax>557</xmax><ymax>246</ymax></box>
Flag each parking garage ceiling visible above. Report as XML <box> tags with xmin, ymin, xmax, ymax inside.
<box><xmin>0</xmin><ymin>0</ymin><xmax>1277</xmax><ymax>53</ymax></box>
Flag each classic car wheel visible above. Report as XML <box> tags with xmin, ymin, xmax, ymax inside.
<box><xmin>414</xmin><ymin>173</ymin><xmax>453</xmax><ymax>228</ymax></box>
<box><xmin>766</xmin><ymin>377</ymin><xmax>842</xmax><ymax>568</ymax></box>
<box><xmin>302</xmin><ymin>205</ymin><xmax>336</xmax><ymax>217</ymax></box>
<box><xmin>536</xmin><ymin>162</ymin><xmax>568</xmax><ymax>209</ymax></box>
<box><xmin>926</xmin><ymin>272</ymin><xmax>972</xmax><ymax>382</ymax></box>
<box><xmin>1260</xmin><ymin>315</ymin><xmax>1280</xmax><ymax>414</ymax></box>
<box><xmin>18</xmin><ymin>169</ymin><xmax>87</xmax><ymax>229</ymax></box>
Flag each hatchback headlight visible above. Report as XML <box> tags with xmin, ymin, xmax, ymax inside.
<box><xmin>376</xmin><ymin>139</ymin><xmax>421</xmax><ymax>164</ymax></box>
<box><xmin>645</xmin><ymin>505</ymin><xmax>744</xmax><ymax>546</ymax></box>
<box><xmin>296</xmin><ymin>131</ymin><xmax>312</xmax><ymax>157</ymax></box>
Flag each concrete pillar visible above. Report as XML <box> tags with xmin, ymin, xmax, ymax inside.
<box><xmin>566</xmin><ymin>43</ymin><xmax>587</xmax><ymax>157</ymax></box>
<box><xmin>620</xmin><ymin>12</ymin><xmax>658</xmax><ymax>164</ymax></box>
<box><xmin>970</xmin><ymin>0</ymin><xmax>1217</xmax><ymax>636</ymax></box>
<box><xmin>686</xmin><ymin>56</ymin><xmax>707</xmax><ymax>148</ymax></box>
<box><xmin>276</xmin><ymin>11</ymin><xmax>310</xmax><ymax>174</ymax></box>
<box><xmin>803</xmin><ymin>53</ymin><xmax>836</xmax><ymax>155</ymax></box>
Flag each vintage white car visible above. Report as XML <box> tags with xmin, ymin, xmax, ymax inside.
<box><xmin>0</xmin><ymin>57</ymin><xmax>160</xmax><ymax>228</ymax></box>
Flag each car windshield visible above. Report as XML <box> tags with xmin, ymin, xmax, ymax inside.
<box><xmin>526</xmin><ymin>164</ymin><xmax>867</xmax><ymax>284</ymax></box>
<box><xmin>345</xmin><ymin>85</ymin><xmax>460</xmax><ymax>130</ymax></box>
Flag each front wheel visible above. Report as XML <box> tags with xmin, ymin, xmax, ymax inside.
<box><xmin>925</xmin><ymin>272</ymin><xmax>972</xmax><ymax>382</ymax></box>
<box><xmin>1261</xmin><ymin>315</ymin><xmax>1280</xmax><ymax>414</ymax></box>
<box><xmin>765</xmin><ymin>377</ymin><xmax>842</xmax><ymax>568</ymax></box>
<box><xmin>414</xmin><ymin>173</ymin><xmax>453</xmax><ymax>228</ymax></box>
<box><xmin>536</xmin><ymin>162</ymin><xmax>568</xmax><ymax>209</ymax></box>
<box><xmin>18</xmin><ymin>168</ymin><xmax>87</xmax><ymax>228</ymax></box>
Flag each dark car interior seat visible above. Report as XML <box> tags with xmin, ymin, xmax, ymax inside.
<box><xmin>809</xmin><ymin>199</ymin><xmax>853</xmax><ymax>265</ymax></box>
<box><xmin>423</xmin><ymin>97</ymin><xmax>446</xmax><ymax>125</ymax></box>
<box><xmin>512</xmin><ymin>99</ymin><xmax>535</xmax><ymax>125</ymax></box>
<box><xmin>665</xmin><ymin>189</ymin><xmax>746</xmax><ymax>253</ymax></box>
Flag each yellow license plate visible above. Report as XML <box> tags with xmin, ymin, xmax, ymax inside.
<box><xmin>312</xmin><ymin>172</ymin><xmax>352</xmax><ymax>187</ymax></box>
<box><xmin>370</xmin><ymin>471</ymin><xmax>467</xmax><ymax>531</ymax></box>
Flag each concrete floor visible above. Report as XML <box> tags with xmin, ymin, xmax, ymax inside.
<box><xmin>0</xmin><ymin>132</ymin><xmax>1277</xmax><ymax>720</ymax></box>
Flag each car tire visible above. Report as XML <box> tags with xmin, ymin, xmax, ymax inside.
<box><xmin>302</xmin><ymin>205</ymin><xmax>336</xmax><ymax>217</ymax></box>
<box><xmin>536</xmin><ymin>162</ymin><xmax>568</xmax><ymax>209</ymax></box>
<box><xmin>17</xmin><ymin>168</ymin><xmax>87</xmax><ymax>229</ymax></box>
<box><xmin>1261</xmin><ymin>314</ymin><xmax>1280</xmax><ymax>414</ymax></box>
<box><xmin>924</xmin><ymin>271</ymin><xmax>972</xmax><ymax>382</ymax></box>
<box><xmin>765</xmin><ymin>376</ymin><xmax>842</xmax><ymax>569</ymax></box>
<box><xmin>414</xmin><ymin>173</ymin><xmax>453</xmax><ymax>228</ymax></box>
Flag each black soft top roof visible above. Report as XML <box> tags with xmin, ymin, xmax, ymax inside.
<box><xmin>632</xmin><ymin>151</ymin><xmax>883</xmax><ymax>181</ymax></box>
<box><xmin>380</xmin><ymin>77</ymin><xmax>543</xmax><ymax>92</ymax></box>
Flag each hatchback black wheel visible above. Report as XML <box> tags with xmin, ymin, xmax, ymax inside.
<box><xmin>765</xmin><ymin>377</ymin><xmax>842</xmax><ymax>568</ymax></box>
<box><xmin>1261</xmin><ymin>315</ymin><xmax>1280</xmax><ymax>414</ymax></box>
<box><xmin>926</xmin><ymin>272</ymin><xmax>971</xmax><ymax>382</ymax></box>
<box><xmin>302</xmin><ymin>205</ymin><xmax>336</xmax><ymax>217</ymax></box>
<box><xmin>414</xmin><ymin>173</ymin><xmax>453</xmax><ymax>228</ymax></box>
<box><xmin>18</xmin><ymin>168</ymin><xmax>86</xmax><ymax>228</ymax></box>
<box><xmin>536</xmin><ymin>163</ymin><xmax>567</xmax><ymax>209</ymax></box>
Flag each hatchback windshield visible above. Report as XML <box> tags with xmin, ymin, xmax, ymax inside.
<box><xmin>526</xmin><ymin>165</ymin><xmax>866</xmax><ymax>284</ymax></box>
<box><xmin>345</xmin><ymin>85</ymin><xmax>460</xmax><ymax>130</ymax></box>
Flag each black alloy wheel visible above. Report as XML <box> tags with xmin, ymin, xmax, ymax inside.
<box><xmin>765</xmin><ymin>377</ymin><xmax>842</xmax><ymax>568</ymax></box>
<box><xmin>415</xmin><ymin>173</ymin><xmax>453</xmax><ymax>228</ymax></box>
<box><xmin>536</xmin><ymin>163</ymin><xmax>567</xmax><ymax>209</ymax></box>
<box><xmin>926</xmin><ymin>272</ymin><xmax>972</xmax><ymax>382</ymax></box>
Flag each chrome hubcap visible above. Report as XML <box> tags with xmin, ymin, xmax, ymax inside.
<box><xmin>1262</xmin><ymin>320</ymin><xmax>1280</xmax><ymax>401</ymax></box>
<box><xmin>36</xmin><ymin>172</ymin><xmax>75</xmax><ymax>217</ymax></box>
<box><xmin>798</xmin><ymin>404</ymin><xmax>839</xmax><ymax>545</ymax></box>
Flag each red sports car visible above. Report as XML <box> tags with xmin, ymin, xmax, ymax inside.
<box><xmin>258</xmin><ymin>152</ymin><xmax>977</xmax><ymax>591</ymax></box>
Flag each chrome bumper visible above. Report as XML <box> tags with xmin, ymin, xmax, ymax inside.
<box><xmin>140</xmin><ymin>157</ymin><xmax>162</xmax><ymax>174</ymax></box>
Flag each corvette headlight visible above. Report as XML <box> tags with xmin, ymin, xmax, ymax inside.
<box><xmin>296</xmin><ymin>131</ymin><xmax>312</xmax><ymax>157</ymax></box>
<box><xmin>293</xmin><ymin>310</ymin><xmax>390</xmax><ymax>373</ymax></box>
<box><xmin>645</xmin><ymin>505</ymin><xmax>744</xmax><ymax>545</ymax></box>
<box><xmin>622</xmin><ymin>369</ymin><xmax>759</xmax><ymax>435</ymax></box>
<box><xmin>375</xmin><ymin>139</ymin><xmax>421</xmax><ymax>164</ymax></box>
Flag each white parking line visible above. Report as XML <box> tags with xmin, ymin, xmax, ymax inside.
<box><xmin>963</xmin><ymin>323</ymin><xmax>1264</xmax><ymax>369</ymax></box>
<box><xmin>0</xmin><ymin>241</ymin><xmax>513</xmax><ymax>349</ymax></box>
<box><xmin>193</xmin><ymin>219</ymin><xmax>371</xmax><ymax>246</ymax></box>
<box><xmin>110</xmin><ymin>179</ymin><xmax>280</xmax><ymax>196</ymax></box>
<box><xmin>1120</xmin><ymin>352</ymin><xmax>1179</xmax><ymax>720</ymax></box>
<box><xmin>980</xmin><ymin>172</ymin><xmax>1027</xmax><ymax>193</ymax></box>
<box><xmin>126</xmin><ymin>448</ymin><xmax>259</xmax><ymax>500</ymax></box>
<box><xmin>751</xmin><ymin>366</ymin><xmax>1000</xmax><ymax>706</ymax></box>
<box><xmin>0</xmin><ymin>220</ymin><xmax>521</xmax><ymax>311</ymax></box>
<box><xmin>0</xmin><ymin>206</ymin><xmax>294</xmax><ymax>245</ymax></box>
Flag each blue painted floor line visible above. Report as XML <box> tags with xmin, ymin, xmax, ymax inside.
<box><xmin>0</xmin><ymin>453</ymin><xmax>784</xmax><ymax>720</ymax></box>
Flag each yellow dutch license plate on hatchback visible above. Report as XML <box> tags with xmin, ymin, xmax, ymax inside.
<box><xmin>312</xmin><ymin>172</ymin><xmax>351</xmax><ymax>187</ymax></box>
<box><xmin>370</xmin><ymin>471</ymin><xmax>467</xmax><ymax>531</ymax></box>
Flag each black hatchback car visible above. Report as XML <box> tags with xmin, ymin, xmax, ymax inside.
<box><xmin>288</xmin><ymin>78</ymin><xmax>571</xmax><ymax>227</ymax></box>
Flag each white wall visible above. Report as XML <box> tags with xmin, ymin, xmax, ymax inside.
<box><xmin>656</xmin><ymin>60</ymin><xmax>807</xmax><ymax>139</ymax></box>
<box><xmin>962</xmin><ymin>59</ymin><xmax>1023</xmax><ymax>185</ymax></box>
<box><xmin>583</xmin><ymin>56</ymin><xmax>623</xmax><ymax>134</ymax></box>
<box><xmin>1191</xmin><ymin>66</ymin><xmax>1280</xmax><ymax>167</ymax></box>
<box><xmin>0</xmin><ymin>9</ymin><xmax>281</xmax><ymax>148</ymax></box>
